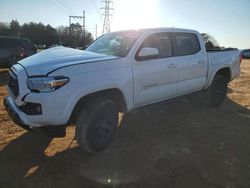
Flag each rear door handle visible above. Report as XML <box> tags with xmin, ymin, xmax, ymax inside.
<box><xmin>167</xmin><ymin>63</ymin><xmax>177</xmax><ymax>68</ymax></box>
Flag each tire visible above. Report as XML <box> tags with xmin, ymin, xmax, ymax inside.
<box><xmin>204</xmin><ymin>75</ymin><xmax>228</xmax><ymax>107</ymax></box>
<box><xmin>75</xmin><ymin>98</ymin><xmax>118</xmax><ymax>153</ymax></box>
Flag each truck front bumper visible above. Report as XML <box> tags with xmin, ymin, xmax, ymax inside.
<box><xmin>4</xmin><ymin>96</ymin><xmax>33</xmax><ymax>131</ymax></box>
<box><xmin>3</xmin><ymin>96</ymin><xmax>66</xmax><ymax>137</ymax></box>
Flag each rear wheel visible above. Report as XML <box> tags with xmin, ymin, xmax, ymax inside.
<box><xmin>204</xmin><ymin>75</ymin><xmax>228</xmax><ymax>107</ymax></box>
<box><xmin>75</xmin><ymin>98</ymin><xmax>118</xmax><ymax>153</ymax></box>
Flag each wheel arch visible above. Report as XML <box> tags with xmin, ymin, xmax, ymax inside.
<box><xmin>206</xmin><ymin>66</ymin><xmax>232</xmax><ymax>89</ymax></box>
<box><xmin>215</xmin><ymin>67</ymin><xmax>231</xmax><ymax>82</ymax></box>
<box><xmin>68</xmin><ymin>88</ymin><xmax>127</xmax><ymax>124</ymax></box>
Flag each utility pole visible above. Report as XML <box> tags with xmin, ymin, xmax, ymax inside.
<box><xmin>69</xmin><ymin>11</ymin><xmax>85</xmax><ymax>41</ymax></box>
<box><xmin>101</xmin><ymin>0</ymin><xmax>113</xmax><ymax>34</ymax></box>
<box><xmin>95</xmin><ymin>24</ymin><xmax>98</xmax><ymax>39</ymax></box>
<box><xmin>83</xmin><ymin>11</ymin><xmax>85</xmax><ymax>40</ymax></box>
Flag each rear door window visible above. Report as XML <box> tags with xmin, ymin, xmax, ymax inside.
<box><xmin>173</xmin><ymin>33</ymin><xmax>200</xmax><ymax>56</ymax></box>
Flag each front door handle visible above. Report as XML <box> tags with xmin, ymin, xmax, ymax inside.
<box><xmin>167</xmin><ymin>63</ymin><xmax>177</xmax><ymax>68</ymax></box>
<box><xmin>198</xmin><ymin>59</ymin><xmax>206</xmax><ymax>64</ymax></box>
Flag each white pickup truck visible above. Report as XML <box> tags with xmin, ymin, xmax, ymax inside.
<box><xmin>4</xmin><ymin>28</ymin><xmax>241</xmax><ymax>153</ymax></box>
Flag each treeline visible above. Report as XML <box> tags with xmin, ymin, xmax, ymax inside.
<box><xmin>201</xmin><ymin>33</ymin><xmax>237</xmax><ymax>51</ymax></box>
<box><xmin>0</xmin><ymin>20</ymin><xmax>93</xmax><ymax>48</ymax></box>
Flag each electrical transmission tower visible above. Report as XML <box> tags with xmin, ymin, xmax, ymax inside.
<box><xmin>101</xmin><ymin>0</ymin><xmax>113</xmax><ymax>34</ymax></box>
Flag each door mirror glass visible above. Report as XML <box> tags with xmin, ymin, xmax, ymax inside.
<box><xmin>137</xmin><ymin>47</ymin><xmax>159</xmax><ymax>60</ymax></box>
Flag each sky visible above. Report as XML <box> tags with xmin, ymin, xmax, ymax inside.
<box><xmin>0</xmin><ymin>0</ymin><xmax>249</xmax><ymax>49</ymax></box>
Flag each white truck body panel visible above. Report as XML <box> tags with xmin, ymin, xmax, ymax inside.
<box><xmin>19</xmin><ymin>47</ymin><xmax>119</xmax><ymax>76</ymax></box>
<box><xmin>205</xmin><ymin>50</ymin><xmax>241</xmax><ymax>88</ymax></box>
<box><xmin>5</xmin><ymin>27</ymin><xmax>241</xmax><ymax>128</ymax></box>
<box><xmin>132</xmin><ymin>56</ymin><xmax>178</xmax><ymax>107</ymax></box>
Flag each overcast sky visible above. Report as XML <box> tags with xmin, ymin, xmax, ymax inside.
<box><xmin>0</xmin><ymin>0</ymin><xmax>249</xmax><ymax>48</ymax></box>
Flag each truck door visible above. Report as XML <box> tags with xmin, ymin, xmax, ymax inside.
<box><xmin>132</xmin><ymin>32</ymin><xmax>178</xmax><ymax>107</ymax></box>
<box><xmin>172</xmin><ymin>33</ymin><xmax>208</xmax><ymax>95</ymax></box>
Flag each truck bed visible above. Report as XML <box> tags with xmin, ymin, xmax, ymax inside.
<box><xmin>206</xmin><ymin>49</ymin><xmax>241</xmax><ymax>85</ymax></box>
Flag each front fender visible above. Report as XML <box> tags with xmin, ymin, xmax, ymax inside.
<box><xmin>48</xmin><ymin>59</ymin><xmax>134</xmax><ymax>122</ymax></box>
<box><xmin>61</xmin><ymin>82</ymin><xmax>132</xmax><ymax>123</ymax></box>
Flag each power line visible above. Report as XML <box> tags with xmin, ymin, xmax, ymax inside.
<box><xmin>48</xmin><ymin>0</ymin><xmax>70</xmax><ymax>15</ymax></box>
<box><xmin>57</xmin><ymin>0</ymin><xmax>75</xmax><ymax>15</ymax></box>
<box><xmin>93</xmin><ymin>0</ymin><xmax>102</xmax><ymax>19</ymax></box>
<box><xmin>73</xmin><ymin>0</ymin><xmax>86</xmax><ymax>13</ymax></box>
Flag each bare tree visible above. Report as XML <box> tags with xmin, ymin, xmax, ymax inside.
<box><xmin>201</xmin><ymin>33</ymin><xmax>220</xmax><ymax>50</ymax></box>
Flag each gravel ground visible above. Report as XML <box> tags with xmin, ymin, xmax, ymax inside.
<box><xmin>0</xmin><ymin>59</ymin><xmax>250</xmax><ymax>188</ymax></box>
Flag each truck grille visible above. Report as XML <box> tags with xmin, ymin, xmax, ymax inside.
<box><xmin>8</xmin><ymin>69</ymin><xmax>19</xmax><ymax>97</ymax></box>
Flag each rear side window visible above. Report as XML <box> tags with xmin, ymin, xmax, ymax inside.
<box><xmin>0</xmin><ymin>38</ymin><xmax>18</xmax><ymax>49</ymax></box>
<box><xmin>173</xmin><ymin>33</ymin><xmax>200</xmax><ymax>56</ymax></box>
<box><xmin>137</xmin><ymin>32</ymin><xmax>173</xmax><ymax>59</ymax></box>
<box><xmin>0</xmin><ymin>39</ymin><xmax>4</xmax><ymax>48</ymax></box>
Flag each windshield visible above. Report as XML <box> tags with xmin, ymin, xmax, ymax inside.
<box><xmin>86</xmin><ymin>31</ymin><xmax>141</xmax><ymax>57</ymax></box>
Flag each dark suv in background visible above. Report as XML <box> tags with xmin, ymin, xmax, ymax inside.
<box><xmin>0</xmin><ymin>36</ymin><xmax>37</xmax><ymax>68</ymax></box>
<box><xmin>241</xmin><ymin>49</ymin><xmax>250</xmax><ymax>58</ymax></box>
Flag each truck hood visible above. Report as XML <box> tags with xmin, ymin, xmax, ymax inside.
<box><xmin>18</xmin><ymin>46</ymin><xmax>119</xmax><ymax>76</ymax></box>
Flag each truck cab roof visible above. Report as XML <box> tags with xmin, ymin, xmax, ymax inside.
<box><xmin>109</xmin><ymin>27</ymin><xmax>199</xmax><ymax>35</ymax></box>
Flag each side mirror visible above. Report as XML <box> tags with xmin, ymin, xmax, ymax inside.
<box><xmin>137</xmin><ymin>47</ymin><xmax>159</xmax><ymax>60</ymax></box>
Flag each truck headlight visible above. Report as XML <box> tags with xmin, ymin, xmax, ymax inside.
<box><xmin>27</xmin><ymin>76</ymin><xmax>69</xmax><ymax>92</ymax></box>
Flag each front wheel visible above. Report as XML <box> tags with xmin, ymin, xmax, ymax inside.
<box><xmin>203</xmin><ymin>75</ymin><xmax>228</xmax><ymax>107</ymax></box>
<box><xmin>75</xmin><ymin>98</ymin><xmax>118</xmax><ymax>153</ymax></box>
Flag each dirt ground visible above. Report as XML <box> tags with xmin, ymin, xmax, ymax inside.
<box><xmin>0</xmin><ymin>59</ymin><xmax>250</xmax><ymax>188</ymax></box>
